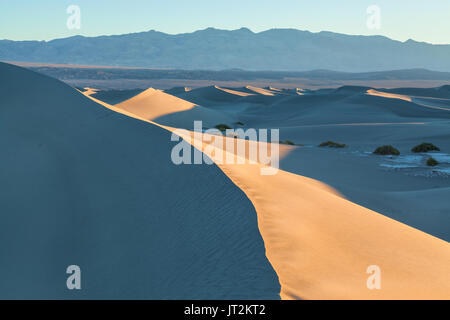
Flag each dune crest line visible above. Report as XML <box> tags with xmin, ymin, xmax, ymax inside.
<box><xmin>82</xmin><ymin>88</ymin><xmax>450</xmax><ymax>300</ymax></box>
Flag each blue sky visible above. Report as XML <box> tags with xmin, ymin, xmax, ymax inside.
<box><xmin>0</xmin><ymin>0</ymin><xmax>449</xmax><ymax>44</ymax></box>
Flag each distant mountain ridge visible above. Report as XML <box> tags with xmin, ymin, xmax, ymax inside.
<box><xmin>21</xmin><ymin>65</ymin><xmax>450</xmax><ymax>82</ymax></box>
<box><xmin>2</xmin><ymin>27</ymin><xmax>450</xmax><ymax>72</ymax></box>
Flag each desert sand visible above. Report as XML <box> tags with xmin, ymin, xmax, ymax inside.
<box><xmin>181</xmin><ymin>132</ymin><xmax>450</xmax><ymax>299</ymax></box>
<box><xmin>0</xmin><ymin>62</ymin><xmax>279</xmax><ymax>299</ymax></box>
<box><xmin>1</xmin><ymin>61</ymin><xmax>449</xmax><ymax>299</ymax></box>
<box><xmin>87</xmin><ymin>81</ymin><xmax>450</xmax><ymax>299</ymax></box>
<box><xmin>215</xmin><ymin>86</ymin><xmax>256</xmax><ymax>97</ymax></box>
<box><xmin>367</xmin><ymin>88</ymin><xmax>450</xmax><ymax>111</ymax></box>
<box><xmin>113</xmin><ymin>87</ymin><xmax>236</xmax><ymax>128</ymax></box>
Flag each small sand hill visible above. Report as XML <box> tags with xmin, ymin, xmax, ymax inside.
<box><xmin>335</xmin><ymin>86</ymin><xmax>373</xmax><ymax>95</ymax></box>
<box><xmin>367</xmin><ymin>89</ymin><xmax>450</xmax><ymax>111</ymax></box>
<box><xmin>278</xmin><ymin>88</ymin><xmax>306</xmax><ymax>95</ymax></box>
<box><xmin>366</xmin><ymin>89</ymin><xmax>412</xmax><ymax>102</ymax></box>
<box><xmin>383</xmin><ymin>86</ymin><xmax>450</xmax><ymax>100</ymax></box>
<box><xmin>267</xmin><ymin>86</ymin><xmax>282</xmax><ymax>92</ymax></box>
<box><xmin>439</xmin><ymin>85</ymin><xmax>450</xmax><ymax>94</ymax></box>
<box><xmin>215</xmin><ymin>86</ymin><xmax>255</xmax><ymax>97</ymax></box>
<box><xmin>87</xmin><ymin>88</ymin><xmax>145</xmax><ymax>105</ymax></box>
<box><xmin>178</xmin><ymin>85</ymin><xmax>248</xmax><ymax>104</ymax></box>
<box><xmin>241</xmin><ymin>94</ymin><xmax>354</xmax><ymax>126</ymax></box>
<box><xmin>240</xmin><ymin>87</ymin><xmax>450</xmax><ymax>128</ymax></box>
<box><xmin>246</xmin><ymin>85</ymin><xmax>277</xmax><ymax>96</ymax></box>
<box><xmin>265</xmin><ymin>86</ymin><xmax>292</xmax><ymax>95</ymax></box>
<box><xmin>0</xmin><ymin>62</ymin><xmax>279</xmax><ymax>299</ymax></box>
<box><xmin>171</xmin><ymin>85</ymin><xmax>286</xmax><ymax>107</ymax></box>
<box><xmin>114</xmin><ymin>87</ymin><xmax>235</xmax><ymax>128</ymax></box>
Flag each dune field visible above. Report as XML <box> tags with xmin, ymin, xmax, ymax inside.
<box><xmin>0</xmin><ymin>62</ymin><xmax>279</xmax><ymax>299</ymax></box>
<box><xmin>86</xmin><ymin>78</ymin><xmax>450</xmax><ymax>299</ymax></box>
<box><xmin>1</xmin><ymin>61</ymin><xmax>449</xmax><ymax>299</ymax></box>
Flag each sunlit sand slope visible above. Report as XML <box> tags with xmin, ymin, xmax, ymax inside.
<box><xmin>108</xmin><ymin>93</ymin><xmax>450</xmax><ymax>300</ymax></box>
<box><xmin>115</xmin><ymin>87</ymin><xmax>235</xmax><ymax>128</ymax></box>
<box><xmin>175</xmin><ymin>132</ymin><xmax>450</xmax><ymax>300</ymax></box>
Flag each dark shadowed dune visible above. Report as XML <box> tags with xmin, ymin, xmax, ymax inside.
<box><xmin>0</xmin><ymin>62</ymin><xmax>280</xmax><ymax>299</ymax></box>
<box><xmin>90</xmin><ymin>88</ymin><xmax>145</xmax><ymax>105</ymax></box>
<box><xmin>176</xmin><ymin>85</ymin><xmax>245</xmax><ymax>105</ymax></box>
<box><xmin>383</xmin><ymin>86</ymin><xmax>450</xmax><ymax>99</ymax></box>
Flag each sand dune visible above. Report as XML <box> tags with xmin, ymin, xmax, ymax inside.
<box><xmin>153</xmin><ymin>129</ymin><xmax>450</xmax><ymax>299</ymax></box>
<box><xmin>112</xmin><ymin>87</ymin><xmax>235</xmax><ymax>128</ymax></box>
<box><xmin>101</xmin><ymin>84</ymin><xmax>450</xmax><ymax>300</ymax></box>
<box><xmin>267</xmin><ymin>86</ymin><xmax>282</xmax><ymax>92</ymax></box>
<box><xmin>367</xmin><ymin>89</ymin><xmax>413</xmax><ymax>102</ymax></box>
<box><xmin>367</xmin><ymin>89</ymin><xmax>450</xmax><ymax>111</ymax></box>
<box><xmin>178</xmin><ymin>85</ymin><xmax>247</xmax><ymax>104</ymax></box>
<box><xmin>383</xmin><ymin>86</ymin><xmax>450</xmax><ymax>100</ymax></box>
<box><xmin>246</xmin><ymin>85</ymin><xmax>277</xmax><ymax>96</ymax></box>
<box><xmin>233</xmin><ymin>88</ymin><xmax>450</xmax><ymax>129</ymax></box>
<box><xmin>81</xmin><ymin>87</ymin><xmax>100</xmax><ymax>96</ymax></box>
<box><xmin>164</xmin><ymin>86</ymin><xmax>191</xmax><ymax>95</ymax></box>
<box><xmin>221</xmin><ymin>160</ymin><xmax>450</xmax><ymax>299</ymax></box>
<box><xmin>167</xmin><ymin>84</ymin><xmax>293</xmax><ymax>108</ymax></box>
<box><xmin>0</xmin><ymin>62</ymin><xmax>279</xmax><ymax>299</ymax></box>
<box><xmin>3</xmin><ymin>61</ymin><xmax>449</xmax><ymax>300</ymax></box>
<box><xmin>84</xmin><ymin>88</ymin><xmax>146</xmax><ymax>105</ymax></box>
<box><xmin>214</xmin><ymin>86</ymin><xmax>256</xmax><ymax>97</ymax></box>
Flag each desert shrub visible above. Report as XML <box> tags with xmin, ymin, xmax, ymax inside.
<box><xmin>215</xmin><ymin>124</ymin><xmax>232</xmax><ymax>132</ymax></box>
<box><xmin>412</xmin><ymin>142</ymin><xmax>440</xmax><ymax>153</ymax></box>
<box><xmin>373</xmin><ymin>145</ymin><xmax>400</xmax><ymax>156</ymax></box>
<box><xmin>427</xmin><ymin>157</ymin><xmax>439</xmax><ymax>166</ymax></box>
<box><xmin>319</xmin><ymin>141</ymin><xmax>346</xmax><ymax>148</ymax></box>
<box><xmin>283</xmin><ymin>140</ymin><xmax>295</xmax><ymax>145</ymax></box>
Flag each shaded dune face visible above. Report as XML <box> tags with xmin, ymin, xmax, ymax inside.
<box><xmin>171</xmin><ymin>85</ymin><xmax>288</xmax><ymax>107</ymax></box>
<box><xmin>90</xmin><ymin>88</ymin><xmax>146</xmax><ymax>105</ymax></box>
<box><xmin>0</xmin><ymin>63</ymin><xmax>280</xmax><ymax>299</ymax></box>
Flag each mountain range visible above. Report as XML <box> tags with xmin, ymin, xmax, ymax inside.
<box><xmin>1</xmin><ymin>27</ymin><xmax>450</xmax><ymax>72</ymax></box>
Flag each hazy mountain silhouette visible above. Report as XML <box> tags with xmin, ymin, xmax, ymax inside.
<box><xmin>1</xmin><ymin>28</ymin><xmax>450</xmax><ymax>72</ymax></box>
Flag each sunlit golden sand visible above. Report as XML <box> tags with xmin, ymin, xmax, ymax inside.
<box><xmin>215</xmin><ymin>85</ymin><xmax>256</xmax><ymax>97</ymax></box>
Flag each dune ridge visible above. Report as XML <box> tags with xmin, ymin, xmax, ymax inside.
<box><xmin>246</xmin><ymin>85</ymin><xmax>276</xmax><ymax>96</ymax></box>
<box><xmin>169</xmin><ymin>130</ymin><xmax>450</xmax><ymax>300</ymax></box>
<box><xmin>110</xmin><ymin>87</ymin><xmax>235</xmax><ymax>128</ymax></box>
<box><xmin>88</xmin><ymin>86</ymin><xmax>450</xmax><ymax>300</ymax></box>
<box><xmin>367</xmin><ymin>89</ymin><xmax>450</xmax><ymax>111</ymax></box>
<box><xmin>0</xmin><ymin>62</ymin><xmax>280</xmax><ymax>299</ymax></box>
<box><xmin>215</xmin><ymin>85</ymin><xmax>256</xmax><ymax>97</ymax></box>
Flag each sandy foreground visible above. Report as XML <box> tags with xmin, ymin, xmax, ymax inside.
<box><xmin>82</xmin><ymin>86</ymin><xmax>450</xmax><ymax>299</ymax></box>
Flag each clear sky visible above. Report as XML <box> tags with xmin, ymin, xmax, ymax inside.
<box><xmin>0</xmin><ymin>0</ymin><xmax>449</xmax><ymax>44</ymax></box>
